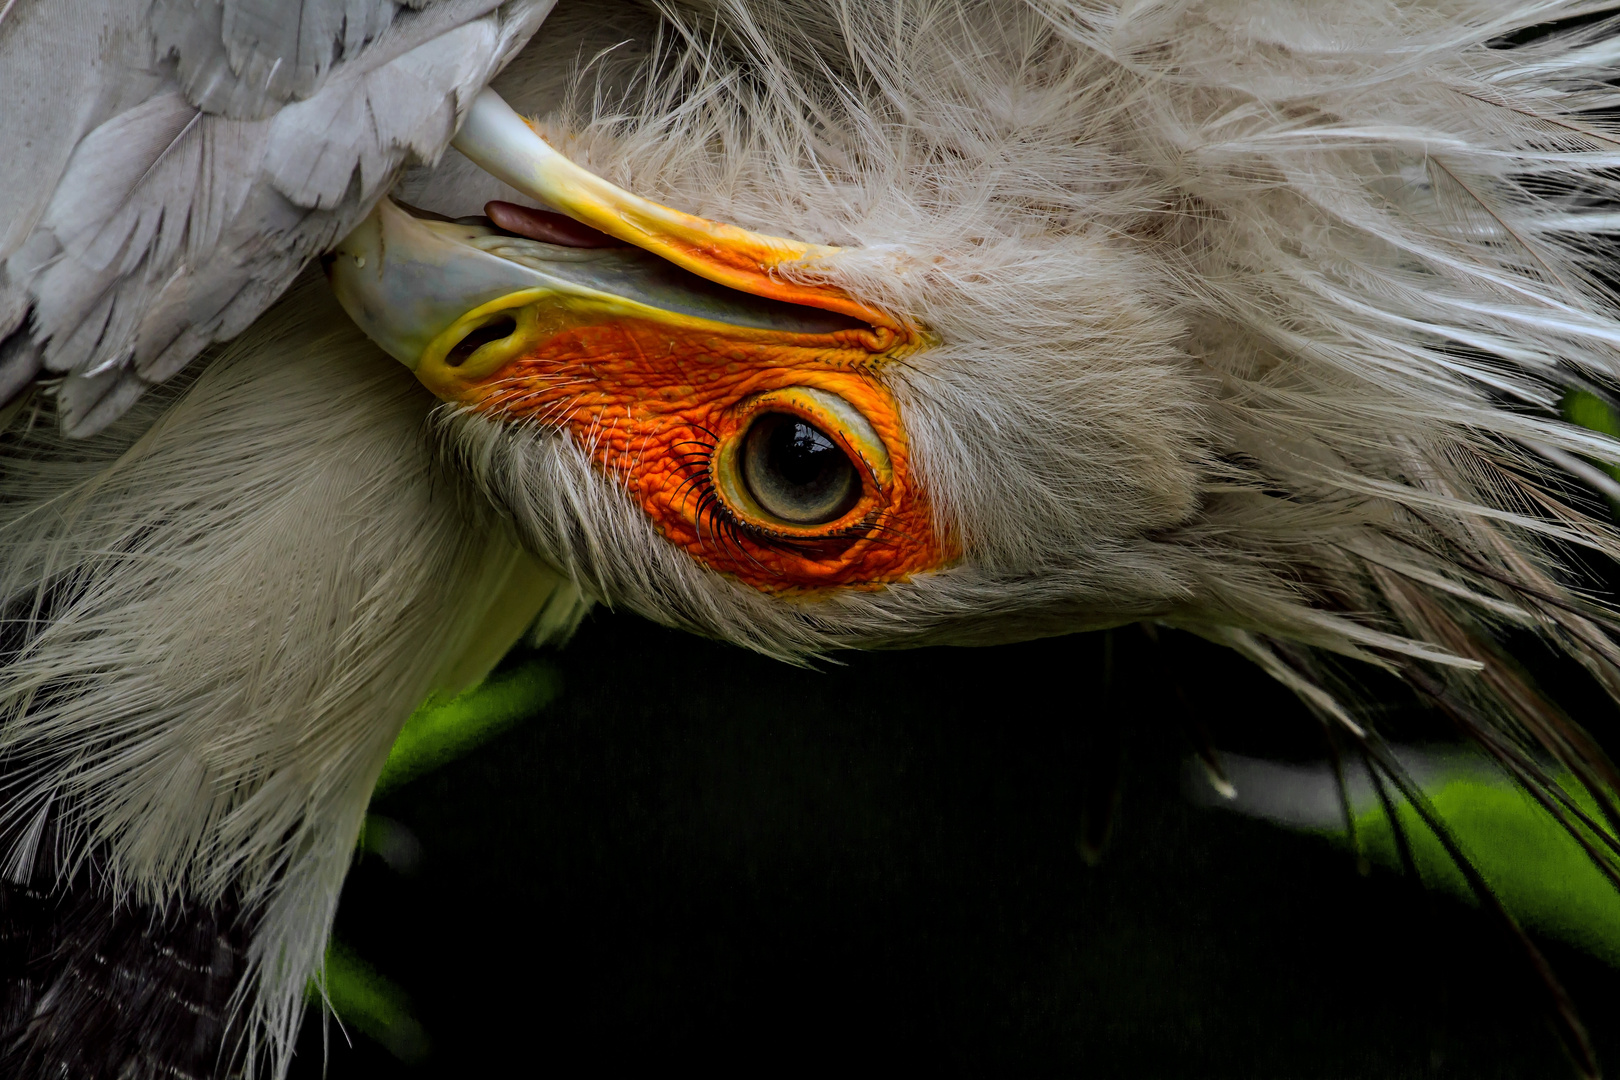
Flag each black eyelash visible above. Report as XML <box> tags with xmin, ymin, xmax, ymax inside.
<box><xmin>665</xmin><ymin>431</ymin><xmax>905</xmax><ymax>572</ymax></box>
<box><xmin>676</xmin><ymin>458</ymin><xmax>900</xmax><ymax>575</ymax></box>
<box><xmin>844</xmin><ymin>515</ymin><xmax>910</xmax><ymax>546</ymax></box>
<box><xmin>668</xmin><ymin>440</ymin><xmax>717</xmax><ymax>520</ymax></box>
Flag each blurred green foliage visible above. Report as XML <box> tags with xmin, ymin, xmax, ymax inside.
<box><xmin>374</xmin><ymin>661</ymin><xmax>561</xmax><ymax>797</ymax></box>
<box><xmin>314</xmin><ymin>942</ymin><xmax>430</xmax><ymax>1065</ymax></box>
<box><xmin>1565</xmin><ymin>388</ymin><xmax>1620</xmax><ymax>484</ymax></box>
<box><xmin>289</xmin><ymin>619</ymin><xmax>1620</xmax><ymax>1077</ymax></box>
<box><xmin>1322</xmin><ymin>768</ymin><xmax>1620</xmax><ymax>967</ymax></box>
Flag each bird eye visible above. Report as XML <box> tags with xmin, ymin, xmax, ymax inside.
<box><xmin>740</xmin><ymin>412</ymin><xmax>862</xmax><ymax>525</ymax></box>
<box><xmin>708</xmin><ymin>386</ymin><xmax>891</xmax><ymax>537</ymax></box>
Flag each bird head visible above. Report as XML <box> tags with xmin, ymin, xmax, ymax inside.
<box><xmin>329</xmin><ymin>65</ymin><xmax>1208</xmax><ymax>658</ymax></box>
<box><xmin>331</xmin><ymin>90</ymin><xmax>949</xmax><ymax>593</ymax></box>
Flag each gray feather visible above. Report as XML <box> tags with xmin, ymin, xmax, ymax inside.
<box><xmin>0</xmin><ymin>0</ymin><xmax>157</xmax><ymax>261</ymax></box>
<box><xmin>262</xmin><ymin>18</ymin><xmax>501</xmax><ymax>208</ymax></box>
<box><xmin>0</xmin><ymin>0</ymin><xmax>558</xmax><ymax>436</ymax></box>
<box><xmin>152</xmin><ymin>0</ymin><xmax>405</xmax><ymax>119</ymax></box>
<box><xmin>0</xmin><ymin>325</ymin><xmax>42</xmax><ymax>410</ymax></box>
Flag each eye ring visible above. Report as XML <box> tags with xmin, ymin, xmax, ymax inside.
<box><xmin>710</xmin><ymin>386</ymin><xmax>893</xmax><ymax>536</ymax></box>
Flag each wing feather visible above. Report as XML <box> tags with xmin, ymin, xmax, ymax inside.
<box><xmin>0</xmin><ymin>0</ymin><xmax>558</xmax><ymax>436</ymax></box>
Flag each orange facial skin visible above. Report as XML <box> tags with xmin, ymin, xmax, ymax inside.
<box><xmin>451</xmin><ymin>316</ymin><xmax>954</xmax><ymax>592</ymax></box>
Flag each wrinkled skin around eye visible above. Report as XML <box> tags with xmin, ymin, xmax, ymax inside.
<box><xmin>458</xmin><ymin>315</ymin><xmax>955</xmax><ymax>592</ymax></box>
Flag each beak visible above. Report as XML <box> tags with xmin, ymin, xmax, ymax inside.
<box><xmin>328</xmin><ymin>88</ymin><xmax>912</xmax><ymax>401</ymax></box>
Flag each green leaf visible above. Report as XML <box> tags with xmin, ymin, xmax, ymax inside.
<box><xmin>374</xmin><ymin>659</ymin><xmax>560</xmax><ymax>798</ymax></box>
<box><xmin>311</xmin><ymin>939</ymin><xmax>430</xmax><ymax>1064</ymax></box>
<box><xmin>1334</xmin><ymin>769</ymin><xmax>1620</xmax><ymax>967</ymax></box>
<box><xmin>1563</xmin><ymin>388</ymin><xmax>1620</xmax><ymax>484</ymax></box>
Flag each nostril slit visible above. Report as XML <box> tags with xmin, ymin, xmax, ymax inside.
<box><xmin>445</xmin><ymin>316</ymin><xmax>518</xmax><ymax>368</ymax></box>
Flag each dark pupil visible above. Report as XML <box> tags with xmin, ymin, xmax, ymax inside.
<box><xmin>773</xmin><ymin>421</ymin><xmax>838</xmax><ymax>484</ymax></box>
<box><xmin>741</xmin><ymin>413</ymin><xmax>861</xmax><ymax>525</ymax></box>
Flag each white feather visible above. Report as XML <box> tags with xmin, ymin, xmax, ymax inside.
<box><xmin>0</xmin><ymin>275</ymin><xmax>568</xmax><ymax>1074</ymax></box>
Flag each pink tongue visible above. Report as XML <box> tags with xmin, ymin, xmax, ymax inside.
<box><xmin>485</xmin><ymin>201</ymin><xmax>621</xmax><ymax>248</ymax></box>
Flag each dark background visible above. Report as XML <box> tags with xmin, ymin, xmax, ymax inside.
<box><xmin>288</xmin><ymin>613</ymin><xmax>1620</xmax><ymax>1078</ymax></box>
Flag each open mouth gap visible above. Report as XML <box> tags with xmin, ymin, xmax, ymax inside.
<box><xmin>484</xmin><ymin>201</ymin><xmax>623</xmax><ymax>248</ymax></box>
<box><xmin>393</xmin><ymin>198</ymin><xmax>622</xmax><ymax>249</ymax></box>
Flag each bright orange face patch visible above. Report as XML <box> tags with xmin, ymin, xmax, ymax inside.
<box><xmin>431</xmin><ymin>307</ymin><xmax>954</xmax><ymax>592</ymax></box>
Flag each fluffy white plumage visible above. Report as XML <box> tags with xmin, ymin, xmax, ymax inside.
<box><xmin>0</xmin><ymin>279</ymin><xmax>570</xmax><ymax>1065</ymax></box>
<box><xmin>7</xmin><ymin>0</ymin><xmax>1620</xmax><ymax>1075</ymax></box>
